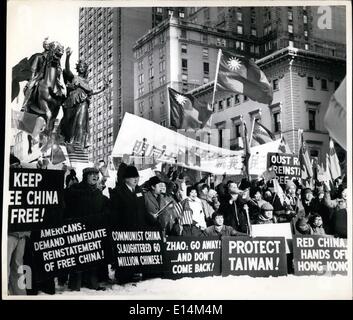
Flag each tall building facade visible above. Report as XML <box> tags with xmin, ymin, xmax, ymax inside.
<box><xmin>78</xmin><ymin>7</ymin><xmax>153</xmax><ymax>163</ymax></box>
<box><xmin>132</xmin><ymin>17</ymin><xmax>257</xmax><ymax>125</ymax></box>
<box><xmin>186</xmin><ymin>6</ymin><xmax>346</xmax><ymax>59</ymax></box>
<box><xmin>78</xmin><ymin>7</ymin><xmax>188</xmax><ymax>164</ymax></box>
<box><xmin>181</xmin><ymin>6</ymin><xmax>346</xmax><ymax>164</ymax></box>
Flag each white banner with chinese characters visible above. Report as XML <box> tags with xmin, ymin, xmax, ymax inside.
<box><xmin>112</xmin><ymin>113</ymin><xmax>245</xmax><ymax>175</ymax></box>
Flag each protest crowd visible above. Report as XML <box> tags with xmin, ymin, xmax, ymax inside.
<box><xmin>8</xmin><ymin>153</ymin><xmax>347</xmax><ymax>295</ymax></box>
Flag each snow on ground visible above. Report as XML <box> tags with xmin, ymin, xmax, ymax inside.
<box><xmin>35</xmin><ymin>275</ymin><xmax>351</xmax><ymax>300</ymax></box>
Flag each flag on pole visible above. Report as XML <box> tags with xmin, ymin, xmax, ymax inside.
<box><xmin>278</xmin><ymin>135</ymin><xmax>292</xmax><ymax>153</ymax></box>
<box><xmin>216</xmin><ymin>49</ymin><xmax>273</xmax><ymax>104</ymax></box>
<box><xmin>298</xmin><ymin>129</ymin><xmax>313</xmax><ymax>178</ymax></box>
<box><xmin>251</xmin><ymin>120</ymin><xmax>276</xmax><ymax>146</ymax></box>
<box><xmin>324</xmin><ymin>78</ymin><xmax>346</xmax><ymax>151</ymax></box>
<box><xmin>242</xmin><ymin>121</ymin><xmax>251</xmax><ymax>179</ymax></box>
<box><xmin>168</xmin><ymin>87</ymin><xmax>213</xmax><ymax>129</ymax></box>
<box><xmin>273</xmin><ymin>178</ymin><xmax>286</xmax><ymax>206</ymax></box>
<box><xmin>328</xmin><ymin>139</ymin><xmax>342</xmax><ymax>180</ymax></box>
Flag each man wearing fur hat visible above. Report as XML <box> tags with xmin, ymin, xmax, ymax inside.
<box><xmin>109</xmin><ymin>165</ymin><xmax>151</xmax><ymax>229</ymax></box>
<box><xmin>64</xmin><ymin>166</ymin><xmax>109</xmax><ymax>291</ymax></box>
<box><xmin>254</xmin><ymin>203</ymin><xmax>277</xmax><ymax>224</ymax></box>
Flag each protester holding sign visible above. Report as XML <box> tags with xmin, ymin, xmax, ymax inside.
<box><xmin>64</xmin><ymin>167</ymin><xmax>109</xmax><ymax>291</ymax></box>
<box><xmin>204</xmin><ymin>211</ymin><xmax>248</xmax><ymax>237</ymax></box>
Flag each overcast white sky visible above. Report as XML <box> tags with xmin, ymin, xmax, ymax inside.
<box><xmin>7</xmin><ymin>1</ymin><xmax>80</xmax><ymax>70</ymax></box>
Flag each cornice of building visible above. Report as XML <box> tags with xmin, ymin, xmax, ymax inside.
<box><xmin>257</xmin><ymin>46</ymin><xmax>346</xmax><ymax>69</ymax></box>
<box><xmin>133</xmin><ymin>17</ymin><xmax>261</xmax><ymax>50</ymax></box>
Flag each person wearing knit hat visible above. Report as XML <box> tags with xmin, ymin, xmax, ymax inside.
<box><xmin>254</xmin><ymin>202</ymin><xmax>276</xmax><ymax>224</ymax></box>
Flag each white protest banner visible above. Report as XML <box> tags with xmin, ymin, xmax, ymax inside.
<box><xmin>252</xmin><ymin>223</ymin><xmax>293</xmax><ymax>253</ymax></box>
<box><xmin>112</xmin><ymin>113</ymin><xmax>244</xmax><ymax>175</ymax></box>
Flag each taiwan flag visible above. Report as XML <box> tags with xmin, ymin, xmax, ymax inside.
<box><xmin>168</xmin><ymin>88</ymin><xmax>213</xmax><ymax>130</ymax></box>
<box><xmin>216</xmin><ymin>50</ymin><xmax>273</xmax><ymax>105</ymax></box>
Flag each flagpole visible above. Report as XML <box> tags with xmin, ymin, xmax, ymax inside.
<box><xmin>211</xmin><ymin>49</ymin><xmax>222</xmax><ymax>112</ymax></box>
<box><xmin>249</xmin><ymin>117</ymin><xmax>256</xmax><ymax>146</ymax></box>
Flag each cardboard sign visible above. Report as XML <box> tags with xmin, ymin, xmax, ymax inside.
<box><xmin>267</xmin><ymin>153</ymin><xmax>301</xmax><ymax>185</ymax></box>
<box><xmin>293</xmin><ymin>235</ymin><xmax>348</xmax><ymax>276</ymax></box>
<box><xmin>8</xmin><ymin>168</ymin><xmax>65</xmax><ymax>232</ymax></box>
<box><xmin>163</xmin><ymin>237</ymin><xmax>221</xmax><ymax>279</ymax></box>
<box><xmin>252</xmin><ymin>223</ymin><xmax>293</xmax><ymax>253</ymax></box>
<box><xmin>222</xmin><ymin>236</ymin><xmax>287</xmax><ymax>277</ymax></box>
<box><xmin>31</xmin><ymin>216</ymin><xmax>110</xmax><ymax>279</ymax></box>
<box><xmin>111</xmin><ymin>230</ymin><xmax>164</xmax><ymax>274</ymax></box>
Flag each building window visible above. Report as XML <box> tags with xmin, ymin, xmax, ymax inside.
<box><xmin>159</xmin><ymin>60</ymin><xmax>166</xmax><ymax>73</ymax></box>
<box><xmin>203</xmin><ymin>62</ymin><xmax>209</xmax><ymax>74</ymax></box>
<box><xmin>181</xmin><ymin>44</ymin><xmax>187</xmax><ymax>54</ymax></box>
<box><xmin>203</xmin><ymin>77</ymin><xmax>209</xmax><ymax>84</ymax></box>
<box><xmin>159</xmin><ymin>47</ymin><xmax>165</xmax><ymax>59</ymax></box>
<box><xmin>236</xmin><ymin>11</ymin><xmax>242</xmax><ymax>21</ymax></box>
<box><xmin>289</xmin><ymin>40</ymin><xmax>294</xmax><ymax>47</ymax></box>
<box><xmin>234</xmin><ymin>94</ymin><xmax>240</xmax><ymax>104</ymax></box>
<box><xmin>304</xmin><ymin>30</ymin><xmax>308</xmax><ymax>38</ymax></box>
<box><xmin>288</xmin><ymin>24</ymin><xmax>293</xmax><ymax>33</ymax></box>
<box><xmin>148</xmin><ymin>54</ymin><xmax>153</xmax><ymax>65</ymax></box>
<box><xmin>179</xmin><ymin>12</ymin><xmax>185</xmax><ymax>18</ymax></box>
<box><xmin>303</xmin><ymin>15</ymin><xmax>308</xmax><ymax>24</ymax></box>
<box><xmin>305</xmin><ymin>43</ymin><xmax>309</xmax><ymax>50</ymax></box>
<box><xmin>273</xmin><ymin>79</ymin><xmax>279</xmax><ymax>91</ymax></box>
<box><xmin>156</xmin><ymin>7</ymin><xmax>163</xmax><ymax>14</ymax></box>
<box><xmin>307</xmin><ymin>76</ymin><xmax>314</xmax><ymax>88</ymax></box>
<box><xmin>202</xmin><ymin>48</ymin><xmax>209</xmax><ymax>58</ymax></box>
<box><xmin>226</xmin><ymin>97</ymin><xmax>232</xmax><ymax>108</ymax></box>
<box><xmin>237</xmin><ymin>25</ymin><xmax>243</xmax><ymax>35</ymax></box>
<box><xmin>149</xmin><ymin>67</ymin><xmax>154</xmax><ymax>79</ymax></box>
<box><xmin>288</xmin><ymin>10</ymin><xmax>293</xmax><ymax>21</ymax></box>
<box><xmin>148</xmin><ymin>81</ymin><xmax>154</xmax><ymax>92</ymax></box>
<box><xmin>138</xmin><ymin>73</ymin><xmax>144</xmax><ymax>85</ymax></box>
<box><xmin>181</xmin><ymin>74</ymin><xmax>188</xmax><ymax>82</ymax></box>
<box><xmin>235</xmin><ymin>123</ymin><xmax>241</xmax><ymax>138</ymax></box>
<box><xmin>251</xmin><ymin>28</ymin><xmax>257</xmax><ymax>36</ymax></box>
<box><xmin>321</xmin><ymin>79</ymin><xmax>328</xmax><ymax>90</ymax></box>
<box><xmin>273</xmin><ymin>112</ymin><xmax>281</xmax><ymax>133</ymax></box>
<box><xmin>308</xmin><ymin>110</ymin><xmax>316</xmax><ymax>130</ymax></box>
<box><xmin>181</xmin><ymin>29</ymin><xmax>187</xmax><ymax>39</ymax></box>
<box><xmin>218</xmin><ymin>100</ymin><xmax>223</xmax><ymax>111</ymax></box>
<box><xmin>182</xmin><ymin>59</ymin><xmax>188</xmax><ymax>71</ymax></box>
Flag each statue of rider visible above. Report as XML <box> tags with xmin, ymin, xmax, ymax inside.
<box><xmin>22</xmin><ymin>37</ymin><xmax>50</xmax><ymax>111</ymax></box>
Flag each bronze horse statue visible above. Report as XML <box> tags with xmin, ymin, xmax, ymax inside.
<box><xmin>26</xmin><ymin>41</ymin><xmax>66</xmax><ymax>134</ymax></box>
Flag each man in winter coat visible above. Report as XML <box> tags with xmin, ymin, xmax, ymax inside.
<box><xmin>219</xmin><ymin>182</ymin><xmax>250</xmax><ymax>234</ymax></box>
<box><xmin>109</xmin><ymin>165</ymin><xmax>152</xmax><ymax>230</ymax></box>
<box><xmin>64</xmin><ymin>167</ymin><xmax>109</xmax><ymax>291</ymax></box>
